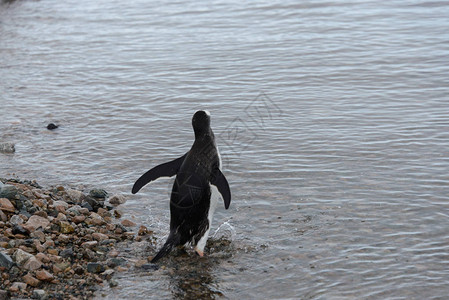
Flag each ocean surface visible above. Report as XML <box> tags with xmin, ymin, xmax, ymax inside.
<box><xmin>1</xmin><ymin>0</ymin><xmax>449</xmax><ymax>298</ymax></box>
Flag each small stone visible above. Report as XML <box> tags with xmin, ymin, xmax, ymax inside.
<box><xmin>107</xmin><ymin>257</ymin><xmax>126</xmax><ymax>268</ymax></box>
<box><xmin>33</xmin><ymin>289</ymin><xmax>47</xmax><ymax>300</ymax></box>
<box><xmin>22</xmin><ymin>273</ymin><xmax>41</xmax><ymax>287</ymax></box>
<box><xmin>109</xmin><ymin>279</ymin><xmax>118</xmax><ymax>287</ymax></box>
<box><xmin>0</xmin><ymin>185</ymin><xmax>19</xmax><ymax>200</ymax></box>
<box><xmin>59</xmin><ymin>248</ymin><xmax>74</xmax><ymax>259</ymax></box>
<box><xmin>140</xmin><ymin>263</ymin><xmax>159</xmax><ymax>271</ymax></box>
<box><xmin>138</xmin><ymin>225</ymin><xmax>149</xmax><ymax>236</ymax></box>
<box><xmin>72</xmin><ymin>215</ymin><xmax>86</xmax><ymax>224</ymax></box>
<box><xmin>12</xmin><ymin>224</ymin><xmax>29</xmax><ymax>235</ymax></box>
<box><xmin>23</xmin><ymin>256</ymin><xmax>42</xmax><ymax>271</ymax></box>
<box><xmin>121</xmin><ymin>219</ymin><xmax>136</xmax><ymax>227</ymax></box>
<box><xmin>113</xmin><ymin>209</ymin><xmax>122</xmax><ymax>218</ymax></box>
<box><xmin>81</xmin><ymin>241</ymin><xmax>98</xmax><ymax>249</ymax></box>
<box><xmin>47</xmin><ymin>248</ymin><xmax>59</xmax><ymax>256</ymax></box>
<box><xmin>53</xmin><ymin>200</ymin><xmax>68</xmax><ymax>212</ymax></box>
<box><xmin>0</xmin><ymin>209</ymin><xmax>7</xmax><ymax>222</ymax></box>
<box><xmin>24</xmin><ymin>215</ymin><xmax>50</xmax><ymax>231</ymax></box>
<box><xmin>66</xmin><ymin>189</ymin><xmax>84</xmax><ymax>203</ymax></box>
<box><xmin>87</xmin><ymin>262</ymin><xmax>105</xmax><ymax>274</ymax></box>
<box><xmin>81</xmin><ymin>201</ymin><xmax>93</xmax><ymax>212</ymax></box>
<box><xmin>33</xmin><ymin>210</ymin><xmax>48</xmax><ymax>218</ymax></box>
<box><xmin>97</xmin><ymin>207</ymin><xmax>111</xmax><ymax>218</ymax></box>
<box><xmin>59</xmin><ymin>221</ymin><xmax>74</xmax><ymax>234</ymax></box>
<box><xmin>10</xmin><ymin>281</ymin><xmax>27</xmax><ymax>292</ymax></box>
<box><xmin>109</xmin><ymin>194</ymin><xmax>126</xmax><ymax>206</ymax></box>
<box><xmin>56</xmin><ymin>212</ymin><xmax>67</xmax><ymax>222</ymax></box>
<box><xmin>57</xmin><ymin>234</ymin><xmax>70</xmax><ymax>243</ymax></box>
<box><xmin>10</xmin><ymin>214</ymin><xmax>24</xmax><ymax>225</ymax></box>
<box><xmin>14</xmin><ymin>248</ymin><xmax>34</xmax><ymax>266</ymax></box>
<box><xmin>0</xmin><ymin>197</ymin><xmax>15</xmax><ymax>212</ymax></box>
<box><xmin>89</xmin><ymin>189</ymin><xmax>108</xmax><ymax>199</ymax></box>
<box><xmin>101</xmin><ymin>269</ymin><xmax>114</xmax><ymax>279</ymax></box>
<box><xmin>35</xmin><ymin>269</ymin><xmax>54</xmax><ymax>281</ymax></box>
<box><xmin>47</xmin><ymin>123</ymin><xmax>58</xmax><ymax>130</ymax></box>
<box><xmin>92</xmin><ymin>232</ymin><xmax>108</xmax><ymax>241</ymax></box>
<box><xmin>35</xmin><ymin>253</ymin><xmax>50</xmax><ymax>263</ymax></box>
<box><xmin>0</xmin><ymin>251</ymin><xmax>14</xmax><ymax>269</ymax></box>
<box><xmin>66</xmin><ymin>205</ymin><xmax>82</xmax><ymax>216</ymax></box>
<box><xmin>0</xmin><ymin>142</ymin><xmax>15</xmax><ymax>153</ymax></box>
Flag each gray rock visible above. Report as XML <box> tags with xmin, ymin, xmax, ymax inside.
<box><xmin>140</xmin><ymin>263</ymin><xmax>159</xmax><ymax>271</ymax></box>
<box><xmin>66</xmin><ymin>205</ymin><xmax>82</xmax><ymax>216</ymax></box>
<box><xmin>107</xmin><ymin>257</ymin><xmax>126</xmax><ymax>268</ymax></box>
<box><xmin>10</xmin><ymin>214</ymin><xmax>24</xmax><ymax>225</ymax></box>
<box><xmin>0</xmin><ymin>184</ymin><xmax>19</xmax><ymax>200</ymax></box>
<box><xmin>87</xmin><ymin>262</ymin><xmax>105</xmax><ymax>273</ymax></box>
<box><xmin>0</xmin><ymin>290</ymin><xmax>8</xmax><ymax>300</ymax></box>
<box><xmin>0</xmin><ymin>251</ymin><xmax>14</xmax><ymax>269</ymax></box>
<box><xmin>12</xmin><ymin>224</ymin><xmax>29</xmax><ymax>235</ymax></box>
<box><xmin>89</xmin><ymin>189</ymin><xmax>108</xmax><ymax>199</ymax></box>
<box><xmin>0</xmin><ymin>142</ymin><xmax>15</xmax><ymax>153</ymax></box>
<box><xmin>33</xmin><ymin>289</ymin><xmax>47</xmax><ymax>300</ymax></box>
<box><xmin>14</xmin><ymin>248</ymin><xmax>34</xmax><ymax>266</ymax></box>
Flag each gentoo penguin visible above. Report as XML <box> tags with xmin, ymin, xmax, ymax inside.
<box><xmin>132</xmin><ymin>110</ymin><xmax>231</xmax><ymax>262</ymax></box>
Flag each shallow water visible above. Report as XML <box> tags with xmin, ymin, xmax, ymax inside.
<box><xmin>1</xmin><ymin>0</ymin><xmax>449</xmax><ymax>298</ymax></box>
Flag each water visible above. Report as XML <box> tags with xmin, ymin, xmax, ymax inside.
<box><xmin>1</xmin><ymin>0</ymin><xmax>449</xmax><ymax>298</ymax></box>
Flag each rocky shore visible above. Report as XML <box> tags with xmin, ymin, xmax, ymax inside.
<box><xmin>0</xmin><ymin>178</ymin><xmax>150</xmax><ymax>300</ymax></box>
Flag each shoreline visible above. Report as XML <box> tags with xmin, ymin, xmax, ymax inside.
<box><xmin>0</xmin><ymin>178</ymin><xmax>150</xmax><ymax>300</ymax></box>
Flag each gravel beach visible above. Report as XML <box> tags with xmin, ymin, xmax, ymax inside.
<box><xmin>0</xmin><ymin>178</ymin><xmax>151</xmax><ymax>300</ymax></box>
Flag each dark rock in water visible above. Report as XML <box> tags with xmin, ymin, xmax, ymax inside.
<box><xmin>87</xmin><ymin>262</ymin><xmax>105</xmax><ymax>274</ymax></box>
<box><xmin>84</xmin><ymin>196</ymin><xmax>103</xmax><ymax>212</ymax></box>
<box><xmin>89</xmin><ymin>189</ymin><xmax>108</xmax><ymax>199</ymax></box>
<box><xmin>81</xmin><ymin>201</ymin><xmax>93</xmax><ymax>212</ymax></box>
<box><xmin>12</xmin><ymin>224</ymin><xmax>30</xmax><ymax>236</ymax></box>
<box><xmin>0</xmin><ymin>184</ymin><xmax>19</xmax><ymax>200</ymax></box>
<box><xmin>140</xmin><ymin>263</ymin><xmax>159</xmax><ymax>271</ymax></box>
<box><xmin>47</xmin><ymin>123</ymin><xmax>58</xmax><ymax>130</ymax></box>
<box><xmin>107</xmin><ymin>257</ymin><xmax>126</xmax><ymax>268</ymax></box>
<box><xmin>0</xmin><ymin>142</ymin><xmax>15</xmax><ymax>153</ymax></box>
<box><xmin>0</xmin><ymin>251</ymin><xmax>14</xmax><ymax>270</ymax></box>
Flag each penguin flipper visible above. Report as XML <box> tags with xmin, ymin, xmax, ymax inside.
<box><xmin>211</xmin><ymin>169</ymin><xmax>231</xmax><ymax>209</ymax></box>
<box><xmin>132</xmin><ymin>154</ymin><xmax>187</xmax><ymax>194</ymax></box>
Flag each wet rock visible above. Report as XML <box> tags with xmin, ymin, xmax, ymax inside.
<box><xmin>66</xmin><ymin>205</ymin><xmax>82</xmax><ymax>216</ymax></box>
<box><xmin>107</xmin><ymin>257</ymin><xmax>126</xmax><ymax>268</ymax></box>
<box><xmin>89</xmin><ymin>189</ymin><xmax>108</xmax><ymax>199</ymax></box>
<box><xmin>87</xmin><ymin>262</ymin><xmax>105</xmax><ymax>274</ymax></box>
<box><xmin>46</xmin><ymin>123</ymin><xmax>58</xmax><ymax>130</ymax></box>
<box><xmin>138</xmin><ymin>225</ymin><xmax>150</xmax><ymax>236</ymax></box>
<box><xmin>113</xmin><ymin>209</ymin><xmax>122</xmax><ymax>218</ymax></box>
<box><xmin>14</xmin><ymin>249</ymin><xmax>34</xmax><ymax>266</ymax></box>
<box><xmin>33</xmin><ymin>289</ymin><xmax>48</xmax><ymax>300</ymax></box>
<box><xmin>23</xmin><ymin>256</ymin><xmax>42</xmax><ymax>271</ymax></box>
<box><xmin>81</xmin><ymin>201</ymin><xmax>93</xmax><ymax>212</ymax></box>
<box><xmin>22</xmin><ymin>273</ymin><xmax>41</xmax><ymax>287</ymax></box>
<box><xmin>140</xmin><ymin>263</ymin><xmax>159</xmax><ymax>271</ymax></box>
<box><xmin>0</xmin><ymin>251</ymin><xmax>14</xmax><ymax>269</ymax></box>
<box><xmin>84</xmin><ymin>196</ymin><xmax>102</xmax><ymax>212</ymax></box>
<box><xmin>35</xmin><ymin>269</ymin><xmax>54</xmax><ymax>282</ymax></box>
<box><xmin>24</xmin><ymin>215</ymin><xmax>50</xmax><ymax>231</ymax></box>
<box><xmin>121</xmin><ymin>219</ymin><xmax>136</xmax><ymax>227</ymax></box>
<box><xmin>0</xmin><ymin>197</ymin><xmax>15</xmax><ymax>212</ymax></box>
<box><xmin>109</xmin><ymin>194</ymin><xmax>126</xmax><ymax>206</ymax></box>
<box><xmin>101</xmin><ymin>269</ymin><xmax>114</xmax><ymax>279</ymax></box>
<box><xmin>0</xmin><ymin>142</ymin><xmax>15</xmax><ymax>153</ymax></box>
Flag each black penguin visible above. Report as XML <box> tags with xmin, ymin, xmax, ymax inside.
<box><xmin>132</xmin><ymin>110</ymin><xmax>231</xmax><ymax>262</ymax></box>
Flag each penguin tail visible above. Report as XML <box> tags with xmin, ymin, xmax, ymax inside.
<box><xmin>151</xmin><ymin>232</ymin><xmax>180</xmax><ymax>263</ymax></box>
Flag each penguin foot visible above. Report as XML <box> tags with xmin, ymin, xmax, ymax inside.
<box><xmin>195</xmin><ymin>248</ymin><xmax>204</xmax><ymax>257</ymax></box>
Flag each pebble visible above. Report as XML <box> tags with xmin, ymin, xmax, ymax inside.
<box><xmin>0</xmin><ymin>185</ymin><xmax>19</xmax><ymax>200</ymax></box>
<box><xmin>35</xmin><ymin>269</ymin><xmax>54</xmax><ymax>282</ymax></box>
<box><xmin>14</xmin><ymin>248</ymin><xmax>34</xmax><ymax>266</ymax></box>
<box><xmin>0</xmin><ymin>197</ymin><xmax>15</xmax><ymax>212</ymax></box>
<box><xmin>138</xmin><ymin>225</ymin><xmax>150</xmax><ymax>236</ymax></box>
<box><xmin>33</xmin><ymin>288</ymin><xmax>48</xmax><ymax>300</ymax></box>
<box><xmin>92</xmin><ymin>232</ymin><xmax>109</xmax><ymax>241</ymax></box>
<box><xmin>24</xmin><ymin>215</ymin><xmax>50</xmax><ymax>231</ymax></box>
<box><xmin>0</xmin><ymin>251</ymin><xmax>14</xmax><ymax>269</ymax></box>
<box><xmin>87</xmin><ymin>262</ymin><xmax>105</xmax><ymax>274</ymax></box>
<box><xmin>89</xmin><ymin>189</ymin><xmax>108</xmax><ymax>199</ymax></box>
<box><xmin>109</xmin><ymin>194</ymin><xmax>126</xmax><ymax>206</ymax></box>
<box><xmin>22</xmin><ymin>273</ymin><xmax>41</xmax><ymax>287</ymax></box>
<box><xmin>10</xmin><ymin>281</ymin><xmax>27</xmax><ymax>292</ymax></box>
<box><xmin>23</xmin><ymin>256</ymin><xmax>42</xmax><ymax>271</ymax></box>
<box><xmin>59</xmin><ymin>221</ymin><xmax>75</xmax><ymax>234</ymax></box>
<box><xmin>121</xmin><ymin>219</ymin><xmax>137</xmax><ymax>227</ymax></box>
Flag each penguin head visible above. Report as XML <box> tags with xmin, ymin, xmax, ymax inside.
<box><xmin>192</xmin><ymin>110</ymin><xmax>211</xmax><ymax>136</ymax></box>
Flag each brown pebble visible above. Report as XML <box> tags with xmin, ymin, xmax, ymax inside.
<box><xmin>72</xmin><ymin>215</ymin><xmax>86</xmax><ymax>224</ymax></box>
<box><xmin>35</xmin><ymin>269</ymin><xmax>54</xmax><ymax>281</ymax></box>
<box><xmin>121</xmin><ymin>219</ymin><xmax>136</xmax><ymax>227</ymax></box>
<box><xmin>138</xmin><ymin>225</ymin><xmax>149</xmax><ymax>236</ymax></box>
<box><xmin>0</xmin><ymin>198</ymin><xmax>15</xmax><ymax>212</ymax></box>
<box><xmin>47</xmin><ymin>248</ymin><xmax>59</xmax><ymax>256</ymax></box>
<box><xmin>22</xmin><ymin>273</ymin><xmax>41</xmax><ymax>287</ymax></box>
<box><xmin>23</xmin><ymin>256</ymin><xmax>42</xmax><ymax>271</ymax></box>
<box><xmin>33</xmin><ymin>210</ymin><xmax>48</xmax><ymax>218</ymax></box>
<box><xmin>92</xmin><ymin>232</ymin><xmax>108</xmax><ymax>241</ymax></box>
